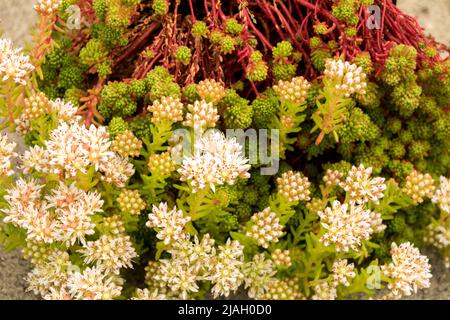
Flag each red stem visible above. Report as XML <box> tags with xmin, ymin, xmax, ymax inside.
<box><xmin>113</xmin><ymin>22</ymin><xmax>160</xmax><ymax>68</ymax></box>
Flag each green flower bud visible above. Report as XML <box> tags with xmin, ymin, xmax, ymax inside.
<box><xmin>224</xmin><ymin>102</ymin><xmax>253</xmax><ymax>129</ymax></box>
<box><xmin>388</xmin><ymin>214</ymin><xmax>407</xmax><ymax>234</ymax></box>
<box><xmin>408</xmin><ymin>140</ymin><xmax>430</xmax><ymax>160</ymax></box>
<box><xmin>425</xmin><ymin>46</ymin><xmax>438</xmax><ymax>58</ymax></box>
<box><xmin>175</xmin><ymin>46</ymin><xmax>192</xmax><ymax>65</ymax></box>
<box><xmin>252</xmin><ymin>94</ymin><xmax>279</xmax><ymax>128</ymax></box>
<box><xmin>210</xmin><ymin>30</ymin><xmax>223</xmax><ymax>44</ymax></box>
<box><xmin>93</xmin><ymin>0</ymin><xmax>107</xmax><ymax>20</ymax></box>
<box><xmin>356</xmin><ymin>82</ymin><xmax>381</xmax><ymax>109</ymax></box>
<box><xmin>332</xmin><ymin>0</ymin><xmax>359</xmax><ymax>25</ymax></box>
<box><xmin>311</xmin><ymin>49</ymin><xmax>332</xmax><ymax>72</ymax></box>
<box><xmin>327</xmin><ymin>40</ymin><xmax>338</xmax><ymax>50</ymax></box>
<box><xmin>192</xmin><ymin>21</ymin><xmax>208</xmax><ymax>38</ymax></box>
<box><xmin>353</xmin><ymin>51</ymin><xmax>373</xmax><ymax>75</ymax></box>
<box><xmin>97</xmin><ymin>61</ymin><xmax>112</xmax><ymax>78</ymax></box>
<box><xmin>129</xmin><ymin>115</ymin><xmax>153</xmax><ymax>139</ymax></box>
<box><xmin>220</xmin><ymin>35</ymin><xmax>236</xmax><ymax>54</ymax></box>
<box><xmin>130</xmin><ymin>79</ymin><xmax>147</xmax><ymax>98</ymax></box>
<box><xmin>344</xmin><ymin>26</ymin><xmax>357</xmax><ymax>38</ymax></box>
<box><xmin>58</xmin><ymin>60</ymin><xmax>85</xmax><ymax>90</ymax></box>
<box><xmin>338</xmin><ymin>108</ymin><xmax>380</xmax><ymax>143</ymax></box>
<box><xmin>387</xmin><ymin>160</ymin><xmax>413</xmax><ymax>180</ymax></box>
<box><xmin>272</xmin><ymin>41</ymin><xmax>293</xmax><ymax>59</ymax></box>
<box><xmin>152</xmin><ymin>0</ymin><xmax>169</xmax><ymax>16</ymax></box>
<box><xmin>123</xmin><ymin>0</ymin><xmax>141</xmax><ymax>6</ymax></box>
<box><xmin>399</xmin><ymin>130</ymin><xmax>413</xmax><ymax>144</ymax></box>
<box><xmin>99</xmin><ymin>82</ymin><xmax>136</xmax><ymax>119</ymax></box>
<box><xmin>225</xmin><ymin>18</ymin><xmax>243</xmax><ymax>35</ymax></box>
<box><xmin>389</xmin><ymin>140</ymin><xmax>406</xmax><ymax>159</ymax></box>
<box><xmin>64</xmin><ymin>88</ymin><xmax>84</xmax><ymax>107</ymax></box>
<box><xmin>313</xmin><ymin>22</ymin><xmax>328</xmax><ymax>35</ymax></box>
<box><xmin>183</xmin><ymin>83</ymin><xmax>200</xmax><ymax>102</ymax></box>
<box><xmin>108</xmin><ymin>117</ymin><xmax>129</xmax><ymax>138</ymax></box>
<box><xmin>418</xmin><ymin>96</ymin><xmax>441</xmax><ymax>120</ymax></box>
<box><xmin>246</xmin><ymin>51</ymin><xmax>268</xmax><ymax>82</ymax></box>
<box><xmin>309</xmin><ymin>36</ymin><xmax>322</xmax><ymax>49</ymax></box>
<box><xmin>381</xmin><ymin>44</ymin><xmax>417</xmax><ymax>86</ymax></box>
<box><xmin>242</xmin><ymin>186</ymin><xmax>259</xmax><ymax>206</ymax></box>
<box><xmin>235</xmin><ymin>203</ymin><xmax>252</xmax><ymax>222</ymax></box>
<box><xmin>391</xmin><ymin>79</ymin><xmax>422</xmax><ymax>118</ymax></box>
<box><xmin>272</xmin><ymin>63</ymin><xmax>297</xmax><ymax>82</ymax></box>
<box><xmin>145</xmin><ymin>66</ymin><xmax>181</xmax><ymax>101</ymax></box>
<box><xmin>386</xmin><ymin>117</ymin><xmax>402</xmax><ymax>134</ymax></box>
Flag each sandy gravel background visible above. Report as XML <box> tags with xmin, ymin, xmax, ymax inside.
<box><xmin>0</xmin><ymin>0</ymin><xmax>449</xmax><ymax>300</ymax></box>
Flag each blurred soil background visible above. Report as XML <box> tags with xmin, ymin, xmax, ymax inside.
<box><xmin>0</xmin><ymin>0</ymin><xmax>449</xmax><ymax>299</ymax></box>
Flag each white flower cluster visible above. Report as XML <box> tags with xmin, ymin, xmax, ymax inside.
<box><xmin>276</xmin><ymin>170</ymin><xmax>311</xmax><ymax>202</ymax></box>
<box><xmin>273</xmin><ymin>76</ymin><xmax>311</xmax><ymax>105</ymax></box>
<box><xmin>402</xmin><ymin>170</ymin><xmax>436</xmax><ymax>204</ymax></box>
<box><xmin>146</xmin><ymin>202</ymin><xmax>191</xmax><ymax>245</ymax></box>
<box><xmin>318</xmin><ymin>200</ymin><xmax>385</xmax><ymax>252</ymax></box>
<box><xmin>271</xmin><ymin>249</ymin><xmax>292</xmax><ymax>267</ymax></box>
<box><xmin>280</xmin><ymin>114</ymin><xmax>295</xmax><ymax>128</ymax></box>
<box><xmin>171</xmin><ymin>233</ymin><xmax>216</xmax><ymax>270</ymax></box>
<box><xmin>100</xmin><ymin>155</ymin><xmax>135</xmax><ymax>188</ymax></box>
<box><xmin>148</xmin><ymin>151</ymin><xmax>177</xmax><ymax>177</ymax></box>
<box><xmin>425</xmin><ymin>222</ymin><xmax>450</xmax><ymax>249</ymax></box>
<box><xmin>145</xmin><ymin>236</ymin><xmax>246</xmax><ymax>299</ymax></box>
<box><xmin>144</xmin><ymin>261</ymin><xmax>169</xmax><ymax>293</ymax></box>
<box><xmin>131</xmin><ymin>288</ymin><xmax>167</xmax><ymax>300</ymax></box>
<box><xmin>246</xmin><ymin>207</ymin><xmax>284</xmax><ymax>249</ymax></box>
<box><xmin>256</xmin><ymin>278</ymin><xmax>303</xmax><ymax>300</ymax></box>
<box><xmin>339</xmin><ymin>164</ymin><xmax>386</xmax><ymax>204</ymax></box>
<box><xmin>112</xmin><ymin>130</ymin><xmax>142</xmax><ymax>158</ymax></box>
<box><xmin>103</xmin><ymin>215</ymin><xmax>126</xmax><ymax>235</ymax></box>
<box><xmin>17</xmin><ymin>96</ymin><xmax>81</xmax><ymax>133</ymax></box>
<box><xmin>45</xmin><ymin>121</ymin><xmax>112</xmax><ymax>174</ymax></box>
<box><xmin>66</xmin><ymin>266</ymin><xmax>123</xmax><ymax>300</ymax></box>
<box><xmin>22</xmin><ymin>91</ymin><xmax>49</xmax><ymax>120</ymax></box>
<box><xmin>34</xmin><ymin>0</ymin><xmax>62</xmax><ymax>15</ymax></box>
<box><xmin>78</xmin><ymin>234</ymin><xmax>138</xmax><ymax>275</ymax></box>
<box><xmin>209</xmin><ymin>239</ymin><xmax>245</xmax><ymax>298</ymax></box>
<box><xmin>26</xmin><ymin>249</ymin><xmax>72</xmax><ymax>297</ymax></box>
<box><xmin>381</xmin><ymin>242</ymin><xmax>432</xmax><ymax>299</ymax></box>
<box><xmin>20</xmin><ymin>121</ymin><xmax>134</xmax><ymax>186</ymax></box>
<box><xmin>148</xmin><ymin>96</ymin><xmax>184</xmax><ymax>123</ymax></box>
<box><xmin>22</xmin><ymin>241</ymin><xmax>51</xmax><ymax>265</ymax></box>
<box><xmin>196</xmin><ymin>79</ymin><xmax>226</xmax><ymax>104</ymax></box>
<box><xmin>26</xmin><ymin>248</ymin><xmax>123</xmax><ymax>300</ymax></box>
<box><xmin>48</xmin><ymin>99</ymin><xmax>81</xmax><ymax>122</ymax></box>
<box><xmin>324</xmin><ymin>58</ymin><xmax>367</xmax><ymax>97</ymax></box>
<box><xmin>312</xmin><ymin>282</ymin><xmax>337</xmax><ymax>300</ymax></box>
<box><xmin>432</xmin><ymin>176</ymin><xmax>449</xmax><ymax>213</ymax></box>
<box><xmin>0</xmin><ymin>133</ymin><xmax>18</xmax><ymax>177</ymax></box>
<box><xmin>152</xmin><ymin>250</ymin><xmax>202</xmax><ymax>300</ymax></box>
<box><xmin>183</xmin><ymin>100</ymin><xmax>220</xmax><ymax>132</ymax></box>
<box><xmin>0</xmin><ymin>38</ymin><xmax>34</xmax><ymax>85</ymax></box>
<box><xmin>242</xmin><ymin>254</ymin><xmax>276</xmax><ymax>299</ymax></box>
<box><xmin>306</xmin><ymin>197</ymin><xmax>326</xmax><ymax>214</ymax></box>
<box><xmin>2</xmin><ymin>180</ymin><xmax>103</xmax><ymax>246</ymax></box>
<box><xmin>178</xmin><ymin>130</ymin><xmax>251</xmax><ymax>193</ymax></box>
<box><xmin>17</xmin><ymin>96</ymin><xmax>80</xmax><ymax>135</ymax></box>
<box><xmin>310</xmin><ymin>259</ymin><xmax>356</xmax><ymax>300</ymax></box>
<box><xmin>117</xmin><ymin>189</ymin><xmax>146</xmax><ymax>215</ymax></box>
<box><xmin>323</xmin><ymin>169</ymin><xmax>343</xmax><ymax>187</ymax></box>
<box><xmin>331</xmin><ymin>259</ymin><xmax>356</xmax><ymax>287</ymax></box>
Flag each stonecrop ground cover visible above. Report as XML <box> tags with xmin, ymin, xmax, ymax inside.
<box><xmin>0</xmin><ymin>0</ymin><xmax>449</xmax><ymax>300</ymax></box>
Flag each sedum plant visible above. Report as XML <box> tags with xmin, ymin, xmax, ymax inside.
<box><xmin>0</xmin><ymin>0</ymin><xmax>448</xmax><ymax>300</ymax></box>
